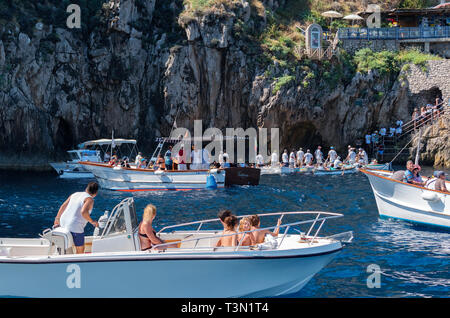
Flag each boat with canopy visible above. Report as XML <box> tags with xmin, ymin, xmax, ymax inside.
<box><xmin>0</xmin><ymin>198</ymin><xmax>353</xmax><ymax>297</ymax></box>
<box><xmin>49</xmin><ymin>138</ymin><xmax>138</xmax><ymax>179</ymax></box>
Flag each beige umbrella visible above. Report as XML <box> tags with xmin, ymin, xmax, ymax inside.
<box><xmin>321</xmin><ymin>11</ymin><xmax>343</xmax><ymax>18</ymax></box>
<box><xmin>321</xmin><ymin>10</ymin><xmax>343</xmax><ymax>27</ymax></box>
<box><xmin>343</xmin><ymin>13</ymin><xmax>364</xmax><ymax>26</ymax></box>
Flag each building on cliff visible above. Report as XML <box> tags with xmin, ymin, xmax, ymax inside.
<box><xmin>338</xmin><ymin>5</ymin><xmax>450</xmax><ymax>57</ymax></box>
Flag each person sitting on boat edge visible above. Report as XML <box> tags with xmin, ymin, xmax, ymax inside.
<box><xmin>403</xmin><ymin>161</ymin><xmax>427</xmax><ymax>186</ymax></box>
<box><xmin>216</xmin><ymin>210</ymin><xmax>238</xmax><ymax>247</ymax></box>
<box><xmin>138</xmin><ymin>158</ymin><xmax>147</xmax><ymax>169</ymax></box>
<box><xmin>249</xmin><ymin>214</ymin><xmax>282</xmax><ymax>244</ymax></box>
<box><xmin>53</xmin><ymin>182</ymin><xmax>99</xmax><ymax>254</ymax></box>
<box><xmin>237</xmin><ymin>217</ymin><xmax>256</xmax><ymax>246</ymax></box>
<box><xmin>411</xmin><ymin>165</ymin><xmax>426</xmax><ymax>185</ymax></box>
<box><xmin>138</xmin><ymin>204</ymin><xmax>165</xmax><ymax>251</ymax></box>
<box><xmin>434</xmin><ymin>171</ymin><xmax>449</xmax><ymax>193</ymax></box>
<box><xmin>154</xmin><ymin>154</ymin><xmax>165</xmax><ymax>170</ymax></box>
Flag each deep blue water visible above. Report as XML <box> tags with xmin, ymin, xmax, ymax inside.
<box><xmin>0</xmin><ymin>169</ymin><xmax>449</xmax><ymax>298</ymax></box>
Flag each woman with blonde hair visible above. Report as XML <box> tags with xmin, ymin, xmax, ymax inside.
<box><xmin>236</xmin><ymin>217</ymin><xmax>256</xmax><ymax>246</ymax></box>
<box><xmin>138</xmin><ymin>204</ymin><xmax>164</xmax><ymax>251</ymax></box>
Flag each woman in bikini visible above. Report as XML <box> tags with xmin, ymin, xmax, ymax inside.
<box><xmin>138</xmin><ymin>204</ymin><xmax>165</xmax><ymax>251</ymax></box>
<box><xmin>215</xmin><ymin>215</ymin><xmax>238</xmax><ymax>247</ymax></box>
<box><xmin>236</xmin><ymin>217</ymin><xmax>256</xmax><ymax>246</ymax></box>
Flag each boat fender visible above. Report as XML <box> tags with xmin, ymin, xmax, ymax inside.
<box><xmin>421</xmin><ymin>191</ymin><xmax>440</xmax><ymax>202</ymax></box>
<box><xmin>209</xmin><ymin>168</ymin><xmax>218</xmax><ymax>174</ymax></box>
<box><xmin>113</xmin><ymin>166</ymin><xmax>122</xmax><ymax>170</ymax></box>
<box><xmin>155</xmin><ymin>170</ymin><xmax>165</xmax><ymax>175</ymax></box>
<box><xmin>206</xmin><ymin>174</ymin><xmax>217</xmax><ymax>189</ymax></box>
<box><xmin>93</xmin><ymin>210</ymin><xmax>109</xmax><ymax>236</ymax></box>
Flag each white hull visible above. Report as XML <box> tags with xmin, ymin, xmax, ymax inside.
<box><xmin>81</xmin><ymin>163</ymin><xmax>225</xmax><ymax>191</ymax></box>
<box><xmin>59</xmin><ymin>171</ymin><xmax>94</xmax><ymax>179</ymax></box>
<box><xmin>50</xmin><ymin>162</ymin><xmax>95</xmax><ymax>179</ymax></box>
<box><xmin>0</xmin><ymin>244</ymin><xmax>340</xmax><ymax>298</ymax></box>
<box><xmin>361</xmin><ymin>169</ymin><xmax>450</xmax><ymax>229</ymax></box>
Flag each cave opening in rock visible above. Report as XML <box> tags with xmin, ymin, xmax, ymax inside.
<box><xmin>410</xmin><ymin>86</ymin><xmax>442</xmax><ymax>112</ymax></box>
<box><xmin>282</xmin><ymin>122</ymin><xmax>324</xmax><ymax>151</ymax></box>
<box><xmin>54</xmin><ymin>118</ymin><xmax>74</xmax><ymax>154</ymax></box>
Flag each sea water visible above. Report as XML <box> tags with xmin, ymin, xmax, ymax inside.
<box><xmin>0</xmin><ymin>168</ymin><xmax>448</xmax><ymax>298</ymax></box>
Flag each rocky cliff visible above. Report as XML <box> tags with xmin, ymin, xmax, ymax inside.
<box><xmin>0</xmin><ymin>0</ymin><xmax>448</xmax><ymax>169</ymax></box>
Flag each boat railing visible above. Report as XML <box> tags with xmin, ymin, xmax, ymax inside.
<box><xmin>153</xmin><ymin>211</ymin><xmax>344</xmax><ymax>251</ymax></box>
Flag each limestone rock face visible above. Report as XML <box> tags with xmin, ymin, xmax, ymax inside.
<box><xmin>0</xmin><ymin>0</ymin><xmax>448</xmax><ymax>169</ymax></box>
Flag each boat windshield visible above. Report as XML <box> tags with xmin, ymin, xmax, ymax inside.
<box><xmin>68</xmin><ymin>152</ymin><xmax>80</xmax><ymax>160</ymax></box>
<box><xmin>108</xmin><ymin>209</ymin><xmax>127</xmax><ymax>235</ymax></box>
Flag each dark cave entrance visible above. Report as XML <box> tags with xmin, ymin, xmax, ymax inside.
<box><xmin>282</xmin><ymin>121</ymin><xmax>324</xmax><ymax>151</ymax></box>
<box><xmin>409</xmin><ymin>86</ymin><xmax>442</xmax><ymax>112</ymax></box>
<box><xmin>54</xmin><ymin>118</ymin><xmax>74</xmax><ymax>153</ymax></box>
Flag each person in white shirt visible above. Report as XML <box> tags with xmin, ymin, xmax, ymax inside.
<box><xmin>135</xmin><ymin>152</ymin><xmax>143</xmax><ymax>165</ymax></box>
<box><xmin>346</xmin><ymin>148</ymin><xmax>357</xmax><ymax>164</ymax></box>
<box><xmin>218</xmin><ymin>151</ymin><xmax>225</xmax><ymax>165</ymax></box>
<box><xmin>190</xmin><ymin>145</ymin><xmax>203</xmax><ymax>170</ymax></box>
<box><xmin>296</xmin><ymin>148</ymin><xmax>304</xmax><ymax>167</ymax></box>
<box><xmin>304</xmin><ymin>150</ymin><xmax>313</xmax><ymax>166</ymax></box>
<box><xmin>289</xmin><ymin>150</ymin><xmax>296</xmax><ymax>168</ymax></box>
<box><xmin>201</xmin><ymin>148</ymin><xmax>210</xmax><ymax>169</ymax></box>
<box><xmin>358</xmin><ymin>148</ymin><xmax>369</xmax><ymax>165</ymax></box>
<box><xmin>395</xmin><ymin>126</ymin><xmax>402</xmax><ymax>135</ymax></box>
<box><xmin>271</xmin><ymin>151</ymin><xmax>278</xmax><ymax>167</ymax></box>
<box><xmin>314</xmin><ymin>146</ymin><xmax>323</xmax><ymax>165</ymax></box>
<box><xmin>333</xmin><ymin>156</ymin><xmax>342</xmax><ymax>168</ymax></box>
<box><xmin>53</xmin><ymin>182</ymin><xmax>99</xmax><ymax>254</ymax></box>
<box><xmin>327</xmin><ymin>146</ymin><xmax>338</xmax><ymax>163</ymax></box>
<box><xmin>379</xmin><ymin>128</ymin><xmax>386</xmax><ymax>136</ymax></box>
<box><xmin>396</xmin><ymin>120</ymin><xmax>403</xmax><ymax>127</ymax></box>
<box><xmin>281</xmin><ymin>149</ymin><xmax>289</xmax><ymax>167</ymax></box>
<box><xmin>255</xmin><ymin>153</ymin><xmax>264</xmax><ymax>167</ymax></box>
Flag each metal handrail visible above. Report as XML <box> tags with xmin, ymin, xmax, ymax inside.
<box><xmin>152</xmin><ymin>211</ymin><xmax>343</xmax><ymax>251</ymax></box>
<box><xmin>338</xmin><ymin>26</ymin><xmax>450</xmax><ymax>40</ymax></box>
<box><xmin>399</xmin><ymin>103</ymin><xmax>448</xmax><ymax>138</ymax></box>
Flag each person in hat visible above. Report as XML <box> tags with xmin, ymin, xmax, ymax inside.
<box><xmin>406</xmin><ymin>164</ymin><xmax>428</xmax><ymax>186</ymax></box>
<box><xmin>138</xmin><ymin>158</ymin><xmax>147</xmax><ymax>169</ymax></box>
<box><xmin>434</xmin><ymin>171</ymin><xmax>449</xmax><ymax>193</ymax></box>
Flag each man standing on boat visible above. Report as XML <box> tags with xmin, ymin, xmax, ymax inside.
<box><xmin>53</xmin><ymin>182</ymin><xmax>99</xmax><ymax>254</ymax></box>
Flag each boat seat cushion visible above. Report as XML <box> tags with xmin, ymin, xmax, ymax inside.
<box><xmin>391</xmin><ymin>170</ymin><xmax>405</xmax><ymax>181</ymax></box>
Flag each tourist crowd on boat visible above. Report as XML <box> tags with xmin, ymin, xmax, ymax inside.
<box><xmin>390</xmin><ymin>160</ymin><xmax>449</xmax><ymax>193</ymax></box>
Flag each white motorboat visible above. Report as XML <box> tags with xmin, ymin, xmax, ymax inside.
<box><xmin>50</xmin><ymin>138</ymin><xmax>138</xmax><ymax>179</ymax></box>
<box><xmin>49</xmin><ymin>149</ymin><xmax>101</xmax><ymax>178</ymax></box>
<box><xmin>0</xmin><ymin>198</ymin><xmax>352</xmax><ymax>297</ymax></box>
<box><xmin>361</xmin><ymin>169</ymin><xmax>450</xmax><ymax>229</ymax></box>
<box><xmin>81</xmin><ymin>162</ymin><xmax>226</xmax><ymax>191</ymax></box>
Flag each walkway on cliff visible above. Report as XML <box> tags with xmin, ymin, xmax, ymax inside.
<box><xmin>376</xmin><ymin>100</ymin><xmax>449</xmax><ymax>163</ymax></box>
